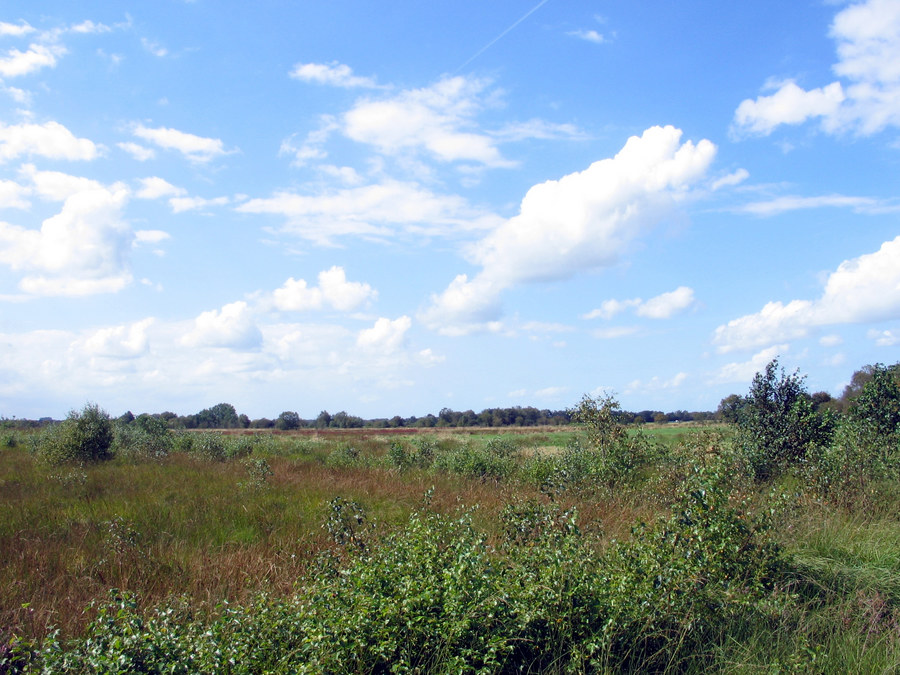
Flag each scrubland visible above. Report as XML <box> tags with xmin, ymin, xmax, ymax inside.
<box><xmin>2</xmin><ymin>363</ymin><xmax>899</xmax><ymax>673</ymax></box>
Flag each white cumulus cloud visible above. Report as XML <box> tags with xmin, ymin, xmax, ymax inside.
<box><xmin>133</xmin><ymin>230</ymin><xmax>170</xmax><ymax>245</ymax></box>
<box><xmin>270</xmin><ymin>266</ymin><xmax>377</xmax><ymax>313</ymax></box>
<box><xmin>83</xmin><ymin>318</ymin><xmax>154</xmax><ymax>358</ymax></box>
<box><xmin>423</xmin><ymin>126</ymin><xmax>715</xmax><ymax>334</ymax></box>
<box><xmin>585</xmin><ymin>286</ymin><xmax>695</xmax><ymax>320</ymax></box>
<box><xmin>733</xmin><ymin>0</ymin><xmax>900</xmax><ymax>137</ymax></box>
<box><xmin>357</xmin><ymin>316</ymin><xmax>411</xmax><ymax>352</ymax></box>
<box><xmin>715</xmin><ymin>345</ymin><xmax>788</xmax><ymax>384</ymax></box>
<box><xmin>0</xmin><ymin>179</ymin><xmax>30</xmax><ymax>209</ymax></box>
<box><xmin>567</xmin><ymin>29</ymin><xmax>606</xmax><ymax>44</ymax></box>
<box><xmin>636</xmin><ymin>286</ymin><xmax>696</xmax><ymax>319</ymax></box>
<box><xmin>169</xmin><ymin>195</ymin><xmax>230</xmax><ymax>213</ymax></box>
<box><xmin>733</xmin><ymin>80</ymin><xmax>845</xmax><ymax>136</ymax></box>
<box><xmin>0</xmin><ymin>121</ymin><xmax>98</xmax><ymax>162</ymax></box>
<box><xmin>0</xmin><ymin>22</ymin><xmax>35</xmax><ymax>37</ymax></box>
<box><xmin>0</xmin><ymin>172</ymin><xmax>134</xmax><ymax>296</ymax></box>
<box><xmin>118</xmin><ymin>142</ymin><xmax>156</xmax><ymax>161</ymax></box>
<box><xmin>714</xmin><ymin>235</ymin><xmax>900</xmax><ymax>352</ymax></box>
<box><xmin>182</xmin><ymin>301</ymin><xmax>262</xmax><ymax>350</ymax></box>
<box><xmin>0</xmin><ymin>43</ymin><xmax>64</xmax><ymax>78</ymax></box>
<box><xmin>135</xmin><ymin>177</ymin><xmax>185</xmax><ymax>200</ymax></box>
<box><xmin>868</xmin><ymin>328</ymin><xmax>899</xmax><ymax>346</ymax></box>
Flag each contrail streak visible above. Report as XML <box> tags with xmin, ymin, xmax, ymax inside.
<box><xmin>454</xmin><ymin>0</ymin><xmax>552</xmax><ymax>73</ymax></box>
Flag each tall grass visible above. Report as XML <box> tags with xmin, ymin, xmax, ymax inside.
<box><xmin>0</xmin><ymin>433</ymin><xmax>542</xmax><ymax>643</ymax></box>
<box><xmin>2</xmin><ymin>426</ymin><xmax>900</xmax><ymax>672</ymax></box>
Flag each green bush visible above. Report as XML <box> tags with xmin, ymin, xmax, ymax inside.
<box><xmin>325</xmin><ymin>443</ymin><xmax>364</xmax><ymax>468</ymax></box>
<box><xmin>736</xmin><ymin>359</ymin><xmax>835</xmax><ymax>481</ymax></box>
<box><xmin>569</xmin><ymin>394</ymin><xmax>660</xmax><ymax>488</ymax></box>
<box><xmin>2</xmin><ymin>427</ymin><xmax>17</xmax><ymax>448</ymax></box>
<box><xmin>36</xmin><ymin>403</ymin><xmax>114</xmax><ymax>465</ymax></box>
<box><xmin>809</xmin><ymin>363</ymin><xmax>900</xmax><ymax>502</ymax></box>
<box><xmin>113</xmin><ymin>414</ymin><xmax>173</xmax><ymax>460</ymax></box>
<box><xmin>431</xmin><ymin>440</ymin><xmax>516</xmax><ymax>481</ymax></box>
<box><xmin>600</xmin><ymin>468</ymin><xmax>789</xmax><ymax>670</ymax></box>
<box><xmin>189</xmin><ymin>433</ymin><xmax>227</xmax><ymax>462</ymax></box>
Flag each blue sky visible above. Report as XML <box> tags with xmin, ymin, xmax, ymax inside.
<box><xmin>1</xmin><ymin>0</ymin><xmax>899</xmax><ymax>420</ymax></box>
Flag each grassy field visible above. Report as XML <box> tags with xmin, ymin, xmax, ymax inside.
<box><xmin>2</xmin><ymin>421</ymin><xmax>899</xmax><ymax>673</ymax></box>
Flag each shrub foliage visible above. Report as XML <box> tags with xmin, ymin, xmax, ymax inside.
<box><xmin>36</xmin><ymin>403</ymin><xmax>114</xmax><ymax>465</ymax></box>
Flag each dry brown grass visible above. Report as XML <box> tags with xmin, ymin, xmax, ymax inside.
<box><xmin>0</xmin><ymin>431</ymin><xmax>662</xmax><ymax>644</ymax></box>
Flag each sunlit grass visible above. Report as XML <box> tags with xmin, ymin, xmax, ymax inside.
<box><xmin>2</xmin><ymin>425</ymin><xmax>899</xmax><ymax>672</ymax></box>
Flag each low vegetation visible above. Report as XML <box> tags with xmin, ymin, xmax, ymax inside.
<box><xmin>1</xmin><ymin>360</ymin><xmax>899</xmax><ymax>672</ymax></box>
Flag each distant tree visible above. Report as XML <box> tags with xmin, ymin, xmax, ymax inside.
<box><xmin>331</xmin><ymin>411</ymin><xmax>364</xmax><ymax>428</ymax></box>
<box><xmin>833</xmin><ymin>362</ymin><xmax>900</xmax><ymax>413</ymax></box>
<box><xmin>251</xmin><ymin>418</ymin><xmax>274</xmax><ymax>429</ymax></box>
<box><xmin>716</xmin><ymin>394</ymin><xmax>744</xmax><ymax>423</ymax></box>
<box><xmin>195</xmin><ymin>403</ymin><xmax>241</xmax><ymax>429</ymax></box>
<box><xmin>157</xmin><ymin>411</ymin><xmax>179</xmax><ymax>428</ymax></box>
<box><xmin>118</xmin><ymin>411</ymin><xmax>135</xmax><ymax>424</ymax></box>
<box><xmin>810</xmin><ymin>391</ymin><xmax>833</xmax><ymax>411</ymax></box>
<box><xmin>315</xmin><ymin>411</ymin><xmax>332</xmax><ymax>429</ymax></box>
<box><xmin>275</xmin><ymin>411</ymin><xmax>301</xmax><ymax>431</ymax></box>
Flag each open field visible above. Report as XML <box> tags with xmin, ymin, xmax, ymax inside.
<box><xmin>2</xmin><ymin>414</ymin><xmax>900</xmax><ymax>673</ymax></box>
<box><xmin>0</xmin><ymin>426</ymin><xmax>630</xmax><ymax>642</ymax></box>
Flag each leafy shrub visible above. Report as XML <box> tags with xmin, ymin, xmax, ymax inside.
<box><xmin>736</xmin><ymin>359</ymin><xmax>835</xmax><ymax>481</ymax></box>
<box><xmin>598</xmin><ymin>467</ymin><xmax>790</xmax><ymax>670</ymax></box>
<box><xmin>323</xmin><ymin>496</ymin><xmax>372</xmax><ymax>550</ymax></box>
<box><xmin>431</xmin><ymin>440</ymin><xmax>516</xmax><ymax>481</ymax></box>
<box><xmin>113</xmin><ymin>414</ymin><xmax>172</xmax><ymax>460</ymax></box>
<box><xmin>222</xmin><ymin>435</ymin><xmax>256</xmax><ymax>460</ymax></box>
<box><xmin>809</xmin><ymin>363</ymin><xmax>900</xmax><ymax>502</ymax></box>
<box><xmin>171</xmin><ymin>431</ymin><xmax>194</xmax><ymax>454</ymax></box>
<box><xmin>521</xmin><ymin>441</ymin><xmax>599</xmax><ymax>496</ymax></box>
<box><xmin>324</xmin><ymin>443</ymin><xmax>364</xmax><ymax>468</ymax></box>
<box><xmin>847</xmin><ymin>362</ymin><xmax>900</xmax><ymax>439</ymax></box>
<box><xmin>189</xmin><ymin>433</ymin><xmax>227</xmax><ymax>462</ymax></box>
<box><xmin>36</xmin><ymin>403</ymin><xmax>114</xmax><ymax>465</ymax></box>
<box><xmin>239</xmin><ymin>457</ymin><xmax>273</xmax><ymax>490</ymax></box>
<box><xmin>386</xmin><ymin>440</ymin><xmax>412</xmax><ymax>470</ymax></box>
<box><xmin>569</xmin><ymin>393</ymin><xmax>660</xmax><ymax>488</ymax></box>
<box><xmin>411</xmin><ymin>436</ymin><xmax>437</xmax><ymax>467</ymax></box>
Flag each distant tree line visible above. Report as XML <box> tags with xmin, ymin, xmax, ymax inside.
<box><xmin>107</xmin><ymin>404</ymin><xmax>716</xmax><ymax>431</ymax></box>
<box><xmin>6</xmin><ymin>362</ymin><xmax>895</xmax><ymax>430</ymax></box>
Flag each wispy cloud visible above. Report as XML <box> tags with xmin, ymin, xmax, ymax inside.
<box><xmin>132</xmin><ymin>124</ymin><xmax>232</xmax><ymax>163</ymax></box>
<box><xmin>567</xmin><ymin>29</ymin><xmax>606</xmax><ymax>44</ymax></box>
<box><xmin>290</xmin><ymin>62</ymin><xmax>380</xmax><ymax>88</ymax></box>
<box><xmin>735</xmin><ymin>193</ymin><xmax>892</xmax><ymax>216</ymax></box>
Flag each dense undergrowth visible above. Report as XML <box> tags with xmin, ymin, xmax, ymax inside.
<box><xmin>1</xmin><ymin>361</ymin><xmax>899</xmax><ymax>673</ymax></box>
